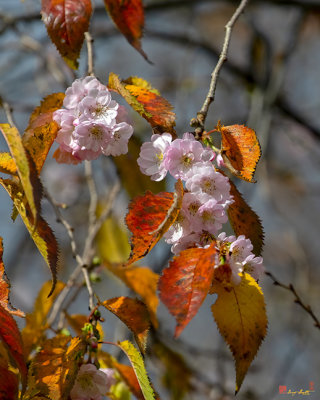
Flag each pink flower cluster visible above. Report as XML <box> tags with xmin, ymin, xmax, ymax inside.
<box><xmin>70</xmin><ymin>364</ymin><xmax>115</xmax><ymax>400</ymax></box>
<box><xmin>216</xmin><ymin>233</ymin><xmax>264</xmax><ymax>284</ymax></box>
<box><xmin>53</xmin><ymin>76</ymin><xmax>133</xmax><ymax>163</ymax></box>
<box><xmin>137</xmin><ymin>132</ymin><xmax>264</xmax><ymax>283</ymax></box>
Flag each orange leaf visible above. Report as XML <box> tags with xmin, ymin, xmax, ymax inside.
<box><xmin>101</xmin><ymin>296</ymin><xmax>150</xmax><ymax>354</ymax></box>
<box><xmin>0</xmin><ymin>305</ymin><xmax>27</xmax><ymax>389</ymax></box>
<box><xmin>126</xmin><ymin>180</ymin><xmax>183</xmax><ymax>265</ymax></box>
<box><xmin>25</xmin><ymin>336</ymin><xmax>86</xmax><ymax>400</ymax></box>
<box><xmin>106</xmin><ymin>264</ymin><xmax>159</xmax><ymax>328</ymax></box>
<box><xmin>159</xmin><ymin>242</ymin><xmax>216</xmax><ymax>337</ymax></box>
<box><xmin>0</xmin><ymin>365</ymin><xmax>19</xmax><ymax>400</ymax></box>
<box><xmin>109</xmin><ymin>73</ymin><xmax>176</xmax><ymax>134</ymax></box>
<box><xmin>227</xmin><ymin>179</ymin><xmax>264</xmax><ymax>256</ymax></box>
<box><xmin>104</xmin><ymin>0</ymin><xmax>148</xmax><ymax>61</ymax></box>
<box><xmin>23</xmin><ymin>93</ymin><xmax>65</xmax><ymax>174</ymax></box>
<box><xmin>0</xmin><ymin>152</ymin><xmax>17</xmax><ymax>176</ymax></box>
<box><xmin>114</xmin><ymin>362</ymin><xmax>145</xmax><ymax>400</ymax></box>
<box><xmin>0</xmin><ymin>237</ymin><xmax>24</xmax><ymax>317</ymax></box>
<box><xmin>41</xmin><ymin>0</ymin><xmax>92</xmax><ymax>69</ymax></box>
<box><xmin>220</xmin><ymin>124</ymin><xmax>261</xmax><ymax>182</ymax></box>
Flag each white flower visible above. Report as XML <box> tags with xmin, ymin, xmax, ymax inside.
<box><xmin>137</xmin><ymin>133</ymin><xmax>172</xmax><ymax>181</ymax></box>
<box><xmin>70</xmin><ymin>364</ymin><xmax>114</xmax><ymax>400</ymax></box>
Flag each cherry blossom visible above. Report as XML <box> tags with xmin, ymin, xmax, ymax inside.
<box><xmin>137</xmin><ymin>133</ymin><xmax>172</xmax><ymax>181</ymax></box>
<box><xmin>70</xmin><ymin>364</ymin><xmax>114</xmax><ymax>400</ymax></box>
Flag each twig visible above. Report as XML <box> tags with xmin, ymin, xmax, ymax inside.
<box><xmin>191</xmin><ymin>0</ymin><xmax>249</xmax><ymax>136</ymax></box>
<box><xmin>85</xmin><ymin>31</ymin><xmax>94</xmax><ymax>77</ymax></box>
<box><xmin>85</xmin><ymin>161</ymin><xmax>98</xmax><ymax>229</ymax></box>
<box><xmin>265</xmin><ymin>271</ymin><xmax>320</xmax><ymax>330</ymax></box>
<box><xmin>0</xmin><ymin>97</ymin><xmax>18</xmax><ymax>129</ymax></box>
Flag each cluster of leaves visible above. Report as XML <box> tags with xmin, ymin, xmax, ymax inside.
<box><xmin>0</xmin><ymin>0</ymin><xmax>268</xmax><ymax>399</ymax></box>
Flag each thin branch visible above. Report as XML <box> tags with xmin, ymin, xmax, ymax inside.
<box><xmin>265</xmin><ymin>271</ymin><xmax>320</xmax><ymax>330</ymax></box>
<box><xmin>85</xmin><ymin>31</ymin><xmax>95</xmax><ymax>77</ymax></box>
<box><xmin>0</xmin><ymin>97</ymin><xmax>18</xmax><ymax>129</ymax></box>
<box><xmin>191</xmin><ymin>0</ymin><xmax>249</xmax><ymax>135</ymax></box>
<box><xmin>85</xmin><ymin>161</ymin><xmax>98</xmax><ymax>230</ymax></box>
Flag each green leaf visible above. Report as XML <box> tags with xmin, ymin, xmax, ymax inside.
<box><xmin>117</xmin><ymin>340</ymin><xmax>155</xmax><ymax>400</ymax></box>
<box><xmin>211</xmin><ymin>273</ymin><xmax>267</xmax><ymax>393</ymax></box>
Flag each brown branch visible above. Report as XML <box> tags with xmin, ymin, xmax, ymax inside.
<box><xmin>191</xmin><ymin>0</ymin><xmax>249</xmax><ymax>136</ymax></box>
<box><xmin>265</xmin><ymin>271</ymin><xmax>320</xmax><ymax>330</ymax></box>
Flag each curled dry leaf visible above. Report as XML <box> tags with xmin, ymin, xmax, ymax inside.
<box><xmin>220</xmin><ymin>124</ymin><xmax>261</xmax><ymax>182</ymax></box>
<box><xmin>126</xmin><ymin>180</ymin><xmax>183</xmax><ymax>265</ymax></box>
<box><xmin>101</xmin><ymin>296</ymin><xmax>150</xmax><ymax>354</ymax></box>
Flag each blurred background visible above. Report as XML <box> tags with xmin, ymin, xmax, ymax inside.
<box><xmin>0</xmin><ymin>0</ymin><xmax>319</xmax><ymax>399</ymax></box>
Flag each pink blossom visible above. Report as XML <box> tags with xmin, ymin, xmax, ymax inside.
<box><xmin>163</xmin><ymin>133</ymin><xmax>214</xmax><ymax>180</ymax></box>
<box><xmin>171</xmin><ymin>230</ymin><xmax>214</xmax><ymax>255</ymax></box>
<box><xmin>243</xmin><ymin>254</ymin><xmax>265</xmax><ymax>280</ymax></box>
<box><xmin>64</xmin><ymin>76</ymin><xmax>106</xmax><ymax>110</ymax></box>
<box><xmin>163</xmin><ymin>210</ymin><xmax>191</xmax><ymax>245</ymax></box>
<box><xmin>229</xmin><ymin>235</ymin><xmax>254</xmax><ymax>265</ymax></box>
<box><xmin>78</xmin><ymin>89</ymin><xmax>118</xmax><ymax>125</ymax></box>
<box><xmin>102</xmin><ymin>122</ymin><xmax>134</xmax><ymax>156</ymax></box>
<box><xmin>70</xmin><ymin>364</ymin><xmax>114</xmax><ymax>400</ymax></box>
<box><xmin>195</xmin><ymin>199</ymin><xmax>228</xmax><ymax>234</ymax></box>
<box><xmin>137</xmin><ymin>133</ymin><xmax>172</xmax><ymax>181</ymax></box>
<box><xmin>73</xmin><ymin>121</ymin><xmax>113</xmax><ymax>153</ymax></box>
<box><xmin>185</xmin><ymin>163</ymin><xmax>232</xmax><ymax>206</ymax></box>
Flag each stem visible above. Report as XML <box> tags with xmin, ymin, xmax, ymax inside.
<box><xmin>191</xmin><ymin>0</ymin><xmax>249</xmax><ymax>135</ymax></box>
<box><xmin>85</xmin><ymin>31</ymin><xmax>95</xmax><ymax>76</ymax></box>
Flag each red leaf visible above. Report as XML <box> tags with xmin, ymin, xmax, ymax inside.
<box><xmin>220</xmin><ymin>124</ymin><xmax>261</xmax><ymax>182</ymax></box>
<box><xmin>126</xmin><ymin>180</ymin><xmax>183</xmax><ymax>265</ymax></box>
<box><xmin>41</xmin><ymin>0</ymin><xmax>92</xmax><ymax>69</ymax></box>
<box><xmin>104</xmin><ymin>0</ymin><xmax>149</xmax><ymax>61</ymax></box>
<box><xmin>101</xmin><ymin>297</ymin><xmax>150</xmax><ymax>354</ymax></box>
<box><xmin>0</xmin><ymin>365</ymin><xmax>19</xmax><ymax>400</ymax></box>
<box><xmin>159</xmin><ymin>242</ymin><xmax>217</xmax><ymax>337</ymax></box>
<box><xmin>0</xmin><ymin>238</ymin><xmax>24</xmax><ymax>318</ymax></box>
<box><xmin>228</xmin><ymin>179</ymin><xmax>264</xmax><ymax>256</ymax></box>
<box><xmin>0</xmin><ymin>305</ymin><xmax>27</xmax><ymax>388</ymax></box>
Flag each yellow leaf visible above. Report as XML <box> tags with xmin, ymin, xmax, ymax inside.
<box><xmin>97</xmin><ymin>215</ymin><xmax>130</xmax><ymax>264</ymax></box>
<box><xmin>0</xmin><ymin>152</ymin><xmax>17</xmax><ymax>175</ymax></box>
<box><xmin>0</xmin><ymin>179</ymin><xmax>59</xmax><ymax>296</ymax></box>
<box><xmin>22</xmin><ymin>281</ymin><xmax>65</xmax><ymax>358</ymax></box>
<box><xmin>107</xmin><ymin>264</ymin><xmax>159</xmax><ymax>329</ymax></box>
<box><xmin>24</xmin><ymin>336</ymin><xmax>86</xmax><ymax>400</ymax></box>
<box><xmin>0</xmin><ymin>124</ymin><xmax>42</xmax><ymax>222</ymax></box>
<box><xmin>211</xmin><ymin>273</ymin><xmax>267</xmax><ymax>393</ymax></box>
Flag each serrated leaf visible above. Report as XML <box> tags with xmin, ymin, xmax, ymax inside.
<box><xmin>109</xmin><ymin>73</ymin><xmax>176</xmax><ymax>134</ymax></box>
<box><xmin>211</xmin><ymin>273</ymin><xmax>267</xmax><ymax>393</ymax></box>
<box><xmin>117</xmin><ymin>340</ymin><xmax>155</xmax><ymax>400</ymax></box>
<box><xmin>0</xmin><ymin>124</ymin><xmax>42</xmax><ymax>223</ymax></box>
<box><xmin>106</xmin><ymin>264</ymin><xmax>159</xmax><ymax>329</ymax></box>
<box><xmin>41</xmin><ymin>0</ymin><xmax>92</xmax><ymax>69</ymax></box>
<box><xmin>0</xmin><ymin>237</ymin><xmax>24</xmax><ymax>318</ymax></box>
<box><xmin>23</xmin><ymin>93</ymin><xmax>65</xmax><ymax>174</ymax></box>
<box><xmin>104</xmin><ymin>0</ymin><xmax>148</xmax><ymax>61</ymax></box>
<box><xmin>220</xmin><ymin>124</ymin><xmax>261</xmax><ymax>182</ymax></box>
<box><xmin>159</xmin><ymin>242</ymin><xmax>216</xmax><ymax>337</ymax></box>
<box><xmin>114</xmin><ymin>136</ymin><xmax>166</xmax><ymax>199</ymax></box>
<box><xmin>0</xmin><ymin>152</ymin><xmax>17</xmax><ymax>176</ymax></box>
<box><xmin>102</xmin><ymin>297</ymin><xmax>150</xmax><ymax>354</ymax></box>
<box><xmin>227</xmin><ymin>179</ymin><xmax>264</xmax><ymax>256</ymax></box>
<box><xmin>24</xmin><ymin>336</ymin><xmax>86</xmax><ymax>400</ymax></box>
<box><xmin>0</xmin><ymin>305</ymin><xmax>27</xmax><ymax>389</ymax></box>
<box><xmin>0</xmin><ymin>179</ymin><xmax>59</xmax><ymax>295</ymax></box>
<box><xmin>0</xmin><ymin>364</ymin><xmax>19</xmax><ymax>400</ymax></box>
<box><xmin>126</xmin><ymin>180</ymin><xmax>183</xmax><ymax>265</ymax></box>
<box><xmin>22</xmin><ymin>280</ymin><xmax>65</xmax><ymax>358</ymax></box>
